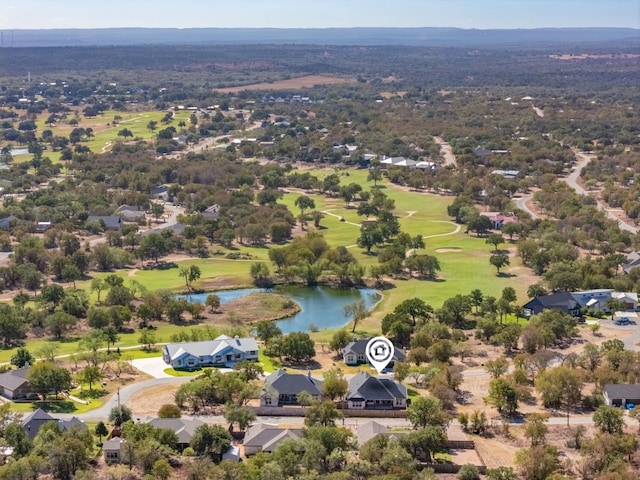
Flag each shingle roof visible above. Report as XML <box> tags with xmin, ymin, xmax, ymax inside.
<box><xmin>243</xmin><ymin>423</ymin><xmax>302</xmax><ymax>451</ymax></box>
<box><xmin>523</xmin><ymin>292</ymin><xmax>580</xmax><ymax>315</ymax></box>
<box><xmin>603</xmin><ymin>383</ymin><xmax>640</xmax><ymax>399</ymax></box>
<box><xmin>344</xmin><ymin>339</ymin><xmax>406</xmax><ymax>361</ymax></box>
<box><xmin>0</xmin><ymin>367</ymin><xmax>30</xmax><ymax>391</ymax></box>
<box><xmin>347</xmin><ymin>372</ymin><xmax>407</xmax><ymax>401</ymax></box>
<box><xmin>263</xmin><ymin>369</ymin><xmax>322</xmax><ymax>397</ymax></box>
<box><xmin>164</xmin><ymin>335</ymin><xmax>258</xmax><ymax>360</ymax></box>
<box><xmin>148</xmin><ymin>418</ymin><xmax>206</xmax><ymax>444</ymax></box>
<box><xmin>357</xmin><ymin>420</ymin><xmax>388</xmax><ymax>445</ymax></box>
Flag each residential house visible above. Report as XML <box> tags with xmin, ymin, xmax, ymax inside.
<box><xmin>603</xmin><ymin>384</ymin><xmax>640</xmax><ymax>407</ymax></box>
<box><xmin>22</xmin><ymin>408</ymin><xmax>87</xmax><ymax>440</ymax></box>
<box><xmin>103</xmin><ymin>437</ymin><xmax>126</xmax><ymax>464</ymax></box>
<box><xmin>473</xmin><ymin>146</ymin><xmax>491</xmax><ymax>158</ymax></box>
<box><xmin>0</xmin><ymin>367</ymin><xmax>32</xmax><ymax>400</ymax></box>
<box><xmin>356</xmin><ymin>420</ymin><xmax>389</xmax><ymax>445</ymax></box>
<box><xmin>524</xmin><ymin>290</ymin><xmax>638</xmax><ymax>318</ymax></box>
<box><xmin>491</xmin><ymin>169</ymin><xmax>520</xmax><ymax>179</ymax></box>
<box><xmin>243</xmin><ymin>423</ymin><xmax>303</xmax><ymax>456</ymax></box>
<box><xmin>622</xmin><ymin>252</ymin><xmax>640</xmax><ymax>274</ymax></box>
<box><xmin>343</xmin><ymin>338</ymin><xmax>406</xmax><ymax>370</ymax></box>
<box><xmin>162</xmin><ymin>335</ymin><xmax>259</xmax><ymax>370</ymax></box>
<box><xmin>148</xmin><ymin>417</ymin><xmax>205</xmax><ymax>450</ymax></box>
<box><xmin>35</xmin><ymin>222</ymin><xmax>51</xmax><ymax>233</ymax></box>
<box><xmin>480</xmin><ymin>212</ymin><xmax>518</xmax><ymax>230</ymax></box>
<box><xmin>346</xmin><ymin>372</ymin><xmax>408</xmax><ymax>410</ymax></box>
<box><xmin>0</xmin><ymin>215</ymin><xmax>17</xmax><ymax>230</ymax></box>
<box><xmin>114</xmin><ymin>204</ymin><xmax>145</xmax><ymax>222</ymax></box>
<box><xmin>522</xmin><ymin>292</ymin><xmax>581</xmax><ymax>318</ymax></box>
<box><xmin>150</xmin><ymin>185</ymin><xmax>170</xmax><ymax>201</ymax></box>
<box><xmin>202</xmin><ymin>204</ymin><xmax>220</xmax><ymax>220</ymax></box>
<box><xmin>260</xmin><ymin>369</ymin><xmax>323</xmax><ymax>407</ymax></box>
<box><xmin>87</xmin><ymin>215</ymin><xmax>122</xmax><ymax>231</ymax></box>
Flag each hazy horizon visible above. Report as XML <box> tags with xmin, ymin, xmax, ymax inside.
<box><xmin>1</xmin><ymin>0</ymin><xmax>638</xmax><ymax>30</ymax></box>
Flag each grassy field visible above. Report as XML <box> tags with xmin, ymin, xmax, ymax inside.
<box><xmin>8</xmin><ymin>109</ymin><xmax>193</xmax><ymax>165</ymax></box>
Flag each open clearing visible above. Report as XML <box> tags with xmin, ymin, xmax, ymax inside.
<box><xmin>215</xmin><ymin>75</ymin><xmax>354</xmax><ymax>93</ymax></box>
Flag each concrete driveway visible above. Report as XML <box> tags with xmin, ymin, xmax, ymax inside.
<box><xmin>130</xmin><ymin>357</ymin><xmax>172</xmax><ymax>378</ymax></box>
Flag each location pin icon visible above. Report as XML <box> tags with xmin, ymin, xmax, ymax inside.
<box><xmin>365</xmin><ymin>336</ymin><xmax>395</xmax><ymax>374</ymax></box>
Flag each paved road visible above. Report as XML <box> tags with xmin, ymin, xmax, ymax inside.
<box><xmin>564</xmin><ymin>150</ymin><xmax>637</xmax><ymax>233</ymax></box>
<box><xmin>434</xmin><ymin>136</ymin><xmax>457</xmax><ymax>167</ymax></box>
<box><xmin>515</xmin><ymin>194</ymin><xmax>540</xmax><ymax>220</ymax></box>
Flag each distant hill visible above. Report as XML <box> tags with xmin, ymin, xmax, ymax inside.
<box><xmin>1</xmin><ymin>27</ymin><xmax>639</xmax><ymax>48</ymax></box>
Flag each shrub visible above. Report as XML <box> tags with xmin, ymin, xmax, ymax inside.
<box><xmin>458</xmin><ymin>464</ymin><xmax>480</xmax><ymax>480</ymax></box>
<box><xmin>158</xmin><ymin>404</ymin><xmax>182</xmax><ymax>418</ymax></box>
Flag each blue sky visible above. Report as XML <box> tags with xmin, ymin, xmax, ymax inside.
<box><xmin>1</xmin><ymin>0</ymin><xmax>638</xmax><ymax>29</ymax></box>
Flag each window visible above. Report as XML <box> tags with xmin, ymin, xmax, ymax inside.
<box><xmin>264</xmin><ymin>397</ymin><xmax>272</xmax><ymax>405</ymax></box>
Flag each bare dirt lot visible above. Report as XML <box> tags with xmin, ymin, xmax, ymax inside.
<box><xmin>215</xmin><ymin>75</ymin><xmax>354</xmax><ymax>93</ymax></box>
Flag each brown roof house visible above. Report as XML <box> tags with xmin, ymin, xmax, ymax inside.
<box><xmin>0</xmin><ymin>368</ymin><xmax>32</xmax><ymax>400</ymax></box>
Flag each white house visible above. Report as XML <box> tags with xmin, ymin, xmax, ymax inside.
<box><xmin>163</xmin><ymin>335</ymin><xmax>259</xmax><ymax>370</ymax></box>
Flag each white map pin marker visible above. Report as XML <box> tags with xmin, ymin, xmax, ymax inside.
<box><xmin>365</xmin><ymin>336</ymin><xmax>395</xmax><ymax>374</ymax></box>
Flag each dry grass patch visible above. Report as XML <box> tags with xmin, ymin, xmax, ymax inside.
<box><xmin>215</xmin><ymin>75</ymin><xmax>353</xmax><ymax>93</ymax></box>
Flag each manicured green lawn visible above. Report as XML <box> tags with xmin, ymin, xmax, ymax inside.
<box><xmin>163</xmin><ymin>367</ymin><xmax>202</xmax><ymax>377</ymax></box>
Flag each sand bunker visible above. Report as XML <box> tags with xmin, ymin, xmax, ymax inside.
<box><xmin>435</xmin><ymin>248</ymin><xmax>462</xmax><ymax>253</ymax></box>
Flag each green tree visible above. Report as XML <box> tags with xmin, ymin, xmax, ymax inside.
<box><xmin>138</xmin><ymin>233</ymin><xmax>172</xmax><ymax>264</ymax></box>
<box><xmin>139</xmin><ymin>329</ymin><xmax>157</xmax><ymax>351</ymax></box>
<box><xmin>294</xmin><ymin>195</ymin><xmax>315</xmax><ymax>228</ymax></box>
<box><xmin>95</xmin><ymin>421</ymin><xmax>108</xmax><ymax>443</ymax></box>
<box><xmin>593</xmin><ymin>405</ymin><xmax>624</xmax><ymax>435</ymax></box>
<box><xmin>322</xmin><ymin>368</ymin><xmax>348</xmax><ymax>401</ymax></box>
<box><xmin>486</xmin><ymin>233</ymin><xmax>505</xmax><ymax>251</ymax></box>
<box><xmin>11</xmin><ymin>347</ymin><xmax>34</xmax><ymax>368</ymax></box>
<box><xmin>28</xmin><ymin>362</ymin><xmax>72</xmax><ymax>399</ymax></box>
<box><xmin>117</xmin><ymin>128</ymin><xmax>133</xmax><ymax>139</ymax></box>
<box><xmin>515</xmin><ymin>445</ymin><xmax>560</xmax><ymax>480</ymax></box>
<box><xmin>367</xmin><ymin>165</ymin><xmax>383</xmax><ymax>186</ymax></box>
<box><xmin>205</xmin><ymin>294</ymin><xmax>221</xmax><ymax>313</ymax></box>
<box><xmin>255</xmin><ymin>320</ymin><xmax>282</xmax><ymax>344</ymax></box>
<box><xmin>485</xmin><ymin>378</ymin><xmax>518</xmax><ymax>416</ymax></box>
<box><xmin>534</xmin><ymin>366</ymin><xmax>583</xmax><ymax>425</ymax></box>
<box><xmin>46</xmin><ymin>311</ymin><xmax>77</xmax><ymax>340</ymax></box>
<box><xmin>150</xmin><ymin>202</ymin><xmax>165</xmax><ymax>221</ymax></box>
<box><xmin>158</xmin><ymin>404</ymin><xmax>182</xmax><ymax>418</ymax></box>
<box><xmin>395</xmin><ymin>298</ymin><xmax>433</xmax><ymax>326</ymax></box>
<box><xmin>224</xmin><ymin>403</ymin><xmax>256</xmax><ymax>432</ymax></box>
<box><xmin>190</xmin><ymin>424</ymin><xmax>231</xmax><ymax>462</ymax></box>
<box><xmin>109</xmin><ymin>405</ymin><xmax>132</xmax><ymax>427</ymax></box>
<box><xmin>90</xmin><ymin>277</ymin><xmax>106</xmax><ymax>304</ymax></box>
<box><xmin>524</xmin><ymin>413</ymin><xmax>549</xmax><ymax>446</ymax></box>
<box><xmin>485</xmin><ymin>357</ymin><xmax>509</xmax><ymax>379</ymax></box>
<box><xmin>407</xmin><ymin>396</ymin><xmax>449</xmax><ymax>429</ymax></box>
<box><xmin>329</xmin><ymin>329</ymin><xmax>351</xmax><ymax>355</ymax></box>
<box><xmin>305</xmin><ymin>401</ymin><xmax>342</xmax><ymax>427</ymax></box>
<box><xmin>343</xmin><ymin>299</ymin><xmax>368</xmax><ymax>333</ymax></box>
<box><xmin>278</xmin><ymin>332</ymin><xmax>315</xmax><ymax>363</ymax></box>
<box><xmin>80</xmin><ymin>365</ymin><xmax>103</xmax><ymax>391</ymax></box>
<box><xmin>490</xmin><ymin>253</ymin><xmax>510</xmax><ymax>274</ymax></box>
<box><xmin>180</xmin><ymin>264</ymin><xmax>201</xmax><ymax>291</ymax></box>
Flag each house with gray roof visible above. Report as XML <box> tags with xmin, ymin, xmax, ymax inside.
<box><xmin>603</xmin><ymin>384</ymin><xmax>640</xmax><ymax>407</ymax></box>
<box><xmin>87</xmin><ymin>215</ymin><xmax>122</xmax><ymax>230</ymax></box>
<box><xmin>0</xmin><ymin>367</ymin><xmax>32</xmax><ymax>400</ymax></box>
<box><xmin>163</xmin><ymin>335</ymin><xmax>258</xmax><ymax>370</ymax></box>
<box><xmin>0</xmin><ymin>215</ymin><xmax>17</xmax><ymax>230</ymax></box>
<box><xmin>343</xmin><ymin>338</ymin><xmax>406</xmax><ymax>370</ymax></box>
<box><xmin>114</xmin><ymin>204</ymin><xmax>146</xmax><ymax>222</ymax></box>
<box><xmin>103</xmin><ymin>437</ymin><xmax>126</xmax><ymax>464</ymax></box>
<box><xmin>243</xmin><ymin>423</ymin><xmax>303</xmax><ymax>456</ymax></box>
<box><xmin>148</xmin><ymin>417</ymin><xmax>206</xmax><ymax>450</ymax></box>
<box><xmin>260</xmin><ymin>369</ymin><xmax>323</xmax><ymax>406</ymax></box>
<box><xmin>22</xmin><ymin>408</ymin><xmax>87</xmax><ymax>440</ymax></box>
<box><xmin>346</xmin><ymin>371</ymin><xmax>407</xmax><ymax>410</ymax></box>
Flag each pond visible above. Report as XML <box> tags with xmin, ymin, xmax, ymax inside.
<box><xmin>182</xmin><ymin>286</ymin><xmax>381</xmax><ymax>334</ymax></box>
